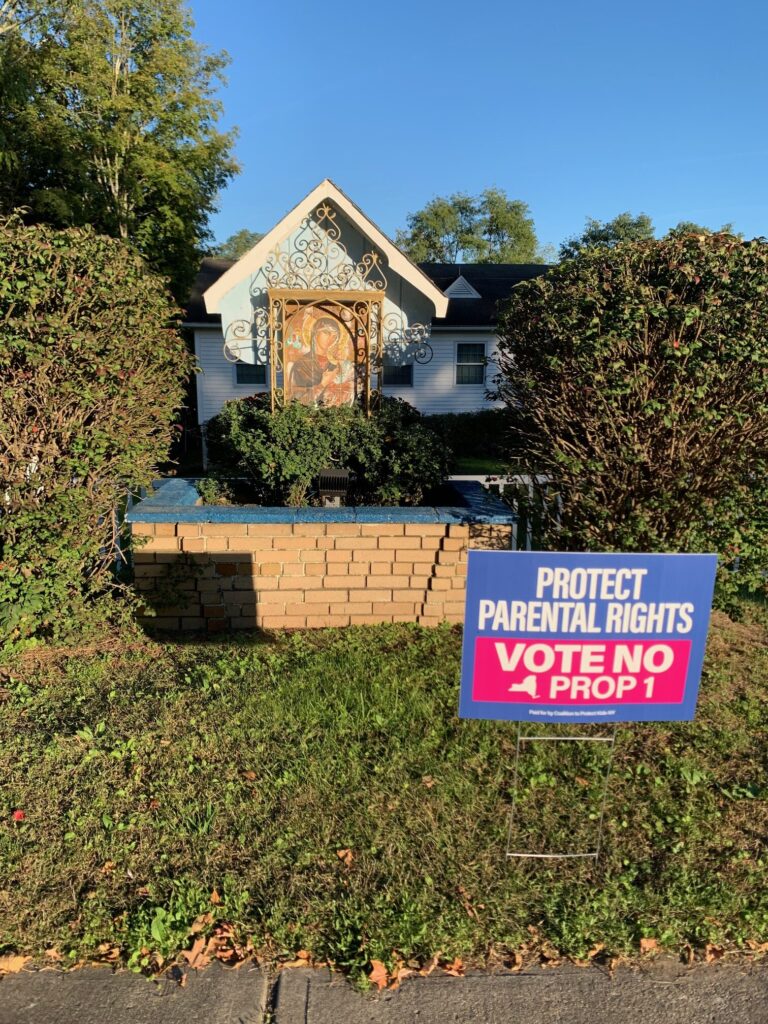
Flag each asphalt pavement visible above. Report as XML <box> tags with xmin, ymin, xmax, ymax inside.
<box><xmin>2</xmin><ymin>958</ymin><xmax>767</xmax><ymax>1024</ymax></box>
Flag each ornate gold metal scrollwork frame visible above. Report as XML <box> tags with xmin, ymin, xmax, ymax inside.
<box><xmin>268</xmin><ymin>289</ymin><xmax>383</xmax><ymax>414</ymax></box>
<box><xmin>221</xmin><ymin>202</ymin><xmax>434</xmax><ymax>409</ymax></box>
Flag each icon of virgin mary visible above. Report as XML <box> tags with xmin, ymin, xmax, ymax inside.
<box><xmin>284</xmin><ymin>305</ymin><xmax>356</xmax><ymax>406</ymax></box>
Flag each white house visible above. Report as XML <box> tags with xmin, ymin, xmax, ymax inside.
<box><xmin>184</xmin><ymin>179</ymin><xmax>547</xmax><ymax>426</ymax></box>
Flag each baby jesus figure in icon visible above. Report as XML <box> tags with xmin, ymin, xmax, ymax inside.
<box><xmin>284</xmin><ymin>306</ymin><xmax>356</xmax><ymax>406</ymax></box>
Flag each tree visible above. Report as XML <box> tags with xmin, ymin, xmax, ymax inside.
<box><xmin>396</xmin><ymin>188</ymin><xmax>539</xmax><ymax>264</ymax></box>
<box><xmin>559</xmin><ymin>212</ymin><xmax>655</xmax><ymax>259</ymax></box>
<box><xmin>666</xmin><ymin>220</ymin><xmax>737</xmax><ymax>238</ymax></box>
<box><xmin>0</xmin><ymin>0</ymin><xmax>238</xmax><ymax>298</ymax></box>
<box><xmin>0</xmin><ymin>0</ymin><xmax>21</xmax><ymax>33</ymax></box>
<box><xmin>213</xmin><ymin>228</ymin><xmax>263</xmax><ymax>261</ymax></box>
<box><xmin>494</xmin><ymin>233</ymin><xmax>768</xmax><ymax>606</ymax></box>
<box><xmin>0</xmin><ymin>217</ymin><xmax>193</xmax><ymax>641</ymax></box>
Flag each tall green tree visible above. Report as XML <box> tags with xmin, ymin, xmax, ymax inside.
<box><xmin>396</xmin><ymin>188</ymin><xmax>540</xmax><ymax>264</ymax></box>
<box><xmin>666</xmin><ymin>220</ymin><xmax>737</xmax><ymax>238</ymax></box>
<box><xmin>560</xmin><ymin>214</ymin><xmax>741</xmax><ymax>260</ymax></box>
<box><xmin>0</xmin><ymin>0</ymin><xmax>238</xmax><ymax>297</ymax></box>
<box><xmin>559</xmin><ymin>212</ymin><xmax>655</xmax><ymax>259</ymax></box>
<box><xmin>213</xmin><ymin>227</ymin><xmax>263</xmax><ymax>261</ymax></box>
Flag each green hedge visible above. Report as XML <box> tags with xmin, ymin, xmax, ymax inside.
<box><xmin>496</xmin><ymin>232</ymin><xmax>768</xmax><ymax>606</ymax></box>
<box><xmin>0</xmin><ymin>218</ymin><xmax>192</xmax><ymax>643</ymax></box>
<box><xmin>204</xmin><ymin>395</ymin><xmax>450</xmax><ymax>506</ymax></box>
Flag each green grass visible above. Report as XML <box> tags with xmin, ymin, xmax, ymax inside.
<box><xmin>451</xmin><ymin>456</ymin><xmax>507</xmax><ymax>475</ymax></box>
<box><xmin>2</xmin><ymin>611</ymin><xmax>768</xmax><ymax>976</ymax></box>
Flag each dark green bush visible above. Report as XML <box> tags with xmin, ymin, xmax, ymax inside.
<box><xmin>423</xmin><ymin>410</ymin><xmax>506</xmax><ymax>461</ymax></box>
<box><xmin>494</xmin><ymin>232</ymin><xmax>768</xmax><ymax>605</ymax></box>
<box><xmin>204</xmin><ymin>395</ymin><xmax>449</xmax><ymax>506</ymax></box>
<box><xmin>0</xmin><ymin>218</ymin><xmax>193</xmax><ymax>643</ymax></box>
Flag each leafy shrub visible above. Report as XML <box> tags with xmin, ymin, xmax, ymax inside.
<box><xmin>423</xmin><ymin>410</ymin><xmax>504</xmax><ymax>460</ymax></box>
<box><xmin>204</xmin><ymin>395</ymin><xmax>449</xmax><ymax>506</ymax></box>
<box><xmin>0</xmin><ymin>218</ymin><xmax>193</xmax><ymax>642</ymax></box>
<box><xmin>494</xmin><ymin>232</ymin><xmax>768</xmax><ymax>604</ymax></box>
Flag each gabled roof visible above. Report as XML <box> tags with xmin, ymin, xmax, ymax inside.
<box><xmin>186</xmin><ymin>260</ymin><xmax>550</xmax><ymax>328</ymax></box>
<box><xmin>203</xmin><ymin>178</ymin><xmax>449</xmax><ymax>318</ymax></box>
<box><xmin>424</xmin><ymin>263</ymin><xmax>550</xmax><ymax>326</ymax></box>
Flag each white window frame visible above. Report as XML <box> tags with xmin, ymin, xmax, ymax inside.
<box><xmin>454</xmin><ymin>341</ymin><xmax>486</xmax><ymax>386</ymax></box>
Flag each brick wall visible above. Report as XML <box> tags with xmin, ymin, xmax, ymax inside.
<box><xmin>132</xmin><ymin>520</ymin><xmax>512</xmax><ymax>632</ymax></box>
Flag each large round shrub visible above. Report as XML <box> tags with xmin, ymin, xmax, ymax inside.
<box><xmin>204</xmin><ymin>395</ymin><xmax>449</xmax><ymax>506</ymax></box>
<box><xmin>495</xmin><ymin>232</ymin><xmax>768</xmax><ymax>603</ymax></box>
<box><xmin>0</xmin><ymin>218</ymin><xmax>193</xmax><ymax>641</ymax></box>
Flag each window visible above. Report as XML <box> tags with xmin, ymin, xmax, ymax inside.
<box><xmin>235</xmin><ymin>361</ymin><xmax>266</xmax><ymax>386</ymax></box>
<box><xmin>382</xmin><ymin>358</ymin><xmax>414</xmax><ymax>387</ymax></box>
<box><xmin>456</xmin><ymin>343</ymin><xmax>485</xmax><ymax>385</ymax></box>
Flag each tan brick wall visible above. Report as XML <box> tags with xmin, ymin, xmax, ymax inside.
<box><xmin>132</xmin><ymin>520</ymin><xmax>512</xmax><ymax>632</ymax></box>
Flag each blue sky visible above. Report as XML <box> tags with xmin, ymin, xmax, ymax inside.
<box><xmin>189</xmin><ymin>0</ymin><xmax>768</xmax><ymax>254</ymax></box>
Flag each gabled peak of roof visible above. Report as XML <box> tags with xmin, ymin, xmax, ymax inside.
<box><xmin>444</xmin><ymin>274</ymin><xmax>481</xmax><ymax>299</ymax></box>
<box><xmin>202</xmin><ymin>179</ymin><xmax>448</xmax><ymax>318</ymax></box>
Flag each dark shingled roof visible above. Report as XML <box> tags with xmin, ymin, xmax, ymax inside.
<box><xmin>184</xmin><ymin>258</ymin><xmax>549</xmax><ymax>327</ymax></box>
<box><xmin>421</xmin><ymin>263</ymin><xmax>549</xmax><ymax>326</ymax></box>
<box><xmin>186</xmin><ymin>257</ymin><xmax>235</xmax><ymax>324</ymax></box>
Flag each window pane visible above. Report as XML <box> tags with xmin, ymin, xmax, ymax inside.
<box><xmin>456</xmin><ymin>364</ymin><xmax>484</xmax><ymax>385</ymax></box>
<box><xmin>456</xmin><ymin>343</ymin><xmax>485</xmax><ymax>364</ymax></box>
<box><xmin>236</xmin><ymin>362</ymin><xmax>266</xmax><ymax>385</ymax></box>
<box><xmin>383</xmin><ymin>363</ymin><xmax>413</xmax><ymax>387</ymax></box>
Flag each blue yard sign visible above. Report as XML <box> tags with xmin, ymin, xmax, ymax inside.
<box><xmin>459</xmin><ymin>551</ymin><xmax>718</xmax><ymax>724</ymax></box>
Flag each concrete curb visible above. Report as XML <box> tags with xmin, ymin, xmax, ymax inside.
<box><xmin>272</xmin><ymin>960</ymin><xmax>768</xmax><ymax>1024</ymax></box>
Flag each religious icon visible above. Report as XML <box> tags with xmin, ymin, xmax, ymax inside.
<box><xmin>283</xmin><ymin>304</ymin><xmax>356</xmax><ymax>406</ymax></box>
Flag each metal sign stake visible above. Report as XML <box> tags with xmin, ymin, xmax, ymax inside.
<box><xmin>505</xmin><ymin>725</ymin><xmax>619</xmax><ymax>860</ymax></box>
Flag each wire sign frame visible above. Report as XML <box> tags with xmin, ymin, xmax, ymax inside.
<box><xmin>505</xmin><ymin>726</ymin><xmax>619</xmax><ymax>860</ymax></box>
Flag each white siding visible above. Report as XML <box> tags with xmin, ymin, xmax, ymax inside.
<box><xmin>194</xmin><ymin>328</ymin><xmax>268</xmax><ymax>424</ymax></box>
<box><xmin>383</xmin><ymin>331</ymin><xmax>502</xmax><ymax>414</ymax></box>
<box><xmin>194</xmin><ymin>326</ymin><xmax>501</xmax><ymax>423</ymax></box>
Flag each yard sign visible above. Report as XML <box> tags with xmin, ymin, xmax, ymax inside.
<box><xmin>459</xmin><ymin>552</ymin><xmax>717</xmax><ymax>724</ymax></box>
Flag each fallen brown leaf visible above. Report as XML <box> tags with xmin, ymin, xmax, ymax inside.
<box><xmin>243</xmin><ymin>770</ymin><xmax>257</xmax><ymax>781</ymax></box>
<box><xmin>422</xmin><ymin>775</ymin><xmax>436</xmax><ymax>788</ymax></box>
<box><xmin>588</xmin><ymin>943</ymin><xmax>605</xmax><ymax>959</ymax></box>
<box><xmin>369</xmin><ymin>959</ymin><xmax>389</xmax><ymax>990</ymax></box>
<box><xmin>506</xmin><ymin>951</ymin><xmax>523</xmax><ymax>972</ymax></box>
<box><xmin>705</xmin><ymin>943</ymin><xmax>725</xmax><ymax>962</ymax></box>
<box><xmin>336</xmin><ymin>848</ymin><xmax>353</xmax><ymax>867</ymax></box>
<box><xmin>44</xmin><ymin>948</ymin><xmax>63</xmax><ymax>962</ymax></box>
<box><xmin>442</xmin><ymin>956</ymin><xmax>464</xmax><ymax>977</ymax></box>
<box><xmin>282</xmin><ymin>959</ymin><xmax>310</xmax><ymax>969</ymax></box>
<box><xmin>640</xmin><ymin>938</ymin><xmax>659</xmax><ymax>954</ymax></box>
<box><xmin>389</xmin><ymin>966</ymin><xmax>415</xmax><ymax>990</ymax></box>
<box><xmin>0</xmin><ymin>955</ymin><xmax>31</xmax><ymax>975</ymax></box>
<box><xmin>541</xmin><ymin>957</ymin><xmax>563</xmax><ymax>969</ymax></box>
<box><xmin>189</xmin><ymin>912</ymin><xmax>213</xmax><ymax>934</ymax></box>
<box><xmin>210</xmin><ymin>889</ymin><xmax>221</xmax><ymax>906</ymax></box>
<box><xmin>96</xmin><ymin>943</ymin><xmax>120</xmax><ymax>962</ymax></box>
<box><xmin>181</xmin><ymin>936</ymin><xmax>210</xmax><ymax>971</ymax></box>
<box><xmin>419</xmin><ymin>953</ymin><xmax>441</xmax><ymax>977</ymax></box>
<box><xmin>282</xmin><ymin>950</ymin><xmax>312</xmax><ymax>969</ymax></box>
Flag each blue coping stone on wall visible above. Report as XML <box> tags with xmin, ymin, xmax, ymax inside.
<box><xmin>126</xmin><ymin>478</ymin><xmax>516</xmax><ymax>526</ymax></box>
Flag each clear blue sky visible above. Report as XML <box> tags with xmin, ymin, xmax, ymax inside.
<box><xmin>189</xmin><ymin>0</ymin><xmax>768</xmax><ymax>254</ymax></box>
